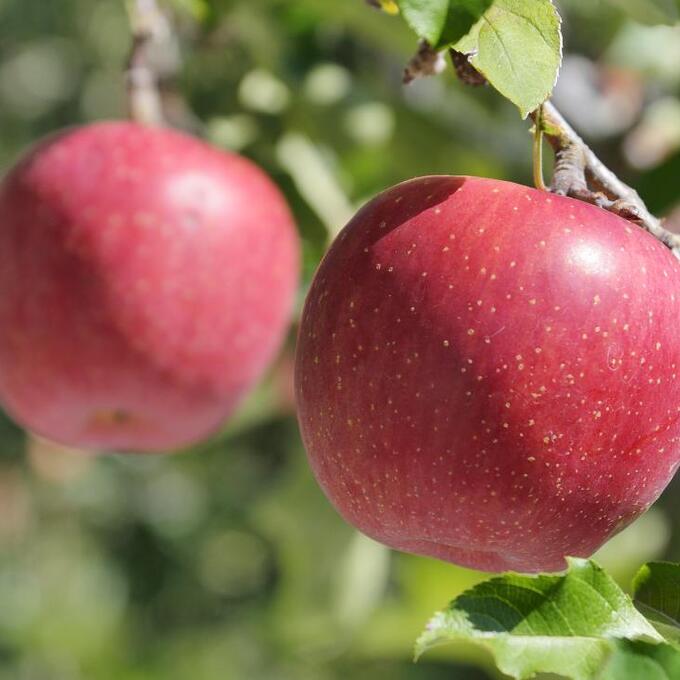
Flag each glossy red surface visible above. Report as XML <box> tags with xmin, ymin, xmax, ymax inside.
<box><xmin>296</xmin><ymin>176</ymin><xmax>680</xmax><ymax>572</ymax></box>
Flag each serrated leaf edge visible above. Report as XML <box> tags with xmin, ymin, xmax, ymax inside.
<box><xmin>464</xmin><ymin>0</ymin><xmax>564</xmax><ymax>117</ymax></box>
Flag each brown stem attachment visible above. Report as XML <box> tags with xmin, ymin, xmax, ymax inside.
<box><xmin>125</xmin><ymin>0</ymin><xmax>166</xmax><ymax>125</ymax></box>
<box><xmin>446</xmin><ymin>50</ymin><xmax>680</xmax><ymax>259</ymax></box>
<box><xmin>403</xmin><ymin>41</ymin><xmax>447</xmax><ymax>84</ymax></box>
<box><xmin>449</xmin><ymin>49</ymin><xmax>486</xmax><ymax>87</ymax></box>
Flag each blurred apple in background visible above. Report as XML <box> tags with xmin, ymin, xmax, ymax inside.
<box><xmin>0</xmin><ymin>122</ymin><xmax>299</xmax><ymax>452</ymax></box>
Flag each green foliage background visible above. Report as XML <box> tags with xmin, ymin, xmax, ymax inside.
<box><xmin>0</xmin><ymin>1</ymin><xmax>678</xmax><ymax>678</ymax></box>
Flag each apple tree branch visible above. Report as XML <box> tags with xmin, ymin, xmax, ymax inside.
<box><xmin>125</xmin><ymin>0</ymin><xmax>166</xmax><ymax>125</ymax></box>
<box><xmin>446</xmin><ymin>48</ymin><xmax>680</xmax><ymax>259</ymax></box>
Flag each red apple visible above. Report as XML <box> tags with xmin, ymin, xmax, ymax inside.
<box><xmin>295</xmin><ymin>176</ymin><xmax>680</xmax><ymax>573</ymax></box>
<box><xmin>0</xmin><ymin>122</ymin><xmax>299</xmax><ymax>452</ymax></box>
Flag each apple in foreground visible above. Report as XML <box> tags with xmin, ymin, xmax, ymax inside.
<box><xmin>295</xmin><ymin>175</ymin><xmax>680</xmax><ymax>573</ymax></box>
<box><xmin>0</xmin><ymin>122</ymin><xmax>299</xmax><ymax>452</ymax></box>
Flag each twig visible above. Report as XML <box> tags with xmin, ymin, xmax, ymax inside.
<box><xmin>125</xmin><ymin>0</ymin><xmax>166</xmax><ymax>125</ymax></box>
<box><xmin>444</xmin><ymin>50</ymin><xmax>680</xmax><ymax>258</ymax></box>
<box><xmin>532</xmin><ymin>102</ymin><xmax>680</xmax><ymax>258</ymax></box>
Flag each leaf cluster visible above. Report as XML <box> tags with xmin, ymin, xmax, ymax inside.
<box><xmin>388</xmin><ymin>0</ymin><xmax>678</xmax><ymax>116</ymax></box>
<box><xmin>417</xmin><ymin>559</ymin><xmax>680</xmax><ymax>679</ymax></box>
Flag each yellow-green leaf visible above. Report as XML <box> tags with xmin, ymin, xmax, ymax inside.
<box><xmin>416</xmin><ymin>559</ymin><xmax>664</xmax><ymax>680</ymax></box>
<box><xmin>454</xmin><ymin>0</ymin><xmax>562</xmax><ymax>117</ymax></box>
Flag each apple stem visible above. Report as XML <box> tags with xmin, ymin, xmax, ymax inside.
<box><xmin>445</xmin><ymin>50</ymin><xmax>680</xmax><ymax>259</ymax></box>
<box><xmin>532</xmin><ymin>105</ymin><xmax>548</xmax><ymax>192</ymax></box>
<box><xmin>125</xmin><ymin>0</ymin><xmax>166</xmax><ymax>126</ymax></box>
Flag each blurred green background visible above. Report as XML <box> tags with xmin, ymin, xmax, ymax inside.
<box><xmin>0</xmin><ymin>1</ymin><xmax>679</xmax><ymax>678</ymax></box>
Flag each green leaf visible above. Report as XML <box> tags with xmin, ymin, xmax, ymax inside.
<box><xmin>416</xmin><ymin>558</ymin><xmax>663</xmax><ymax>680</ymax></box>
<box><xmin>603</xmin><ymin>0</ymin><xmax>679</xmax><ymax>25</ymax></box>
<box><xmin>397</xmin><ymin>0</ymin><xmax>493</xmax><ymax>46</ymax></box>
<box><xmin>633</xmin><ymin>562</ymin><xmax>680</xmax><ymax>643</ymax></box>
<box><xmin>396</xmin><ymin>1</ymin><xmax>563</xmax><ymax>116</ymax></box>
<box><xmin>600</xmin><ymin>640</ymin><xmax>680</xmax><ymax>679</ymax></box>
<box><xmin>454</xmin><ymin>0</ymin><xmax>562</xmax><ymax>118</ymax></box>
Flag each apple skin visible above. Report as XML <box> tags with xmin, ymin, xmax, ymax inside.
<box><xmin>0</xmin><ymin>122</ymin><xmax>299</xmax><ymax>452</ymax></box>
<box><xmin>295</xmin><ymin>175</ymin><xmax>680</xmax><ymax>573</ymax></box>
